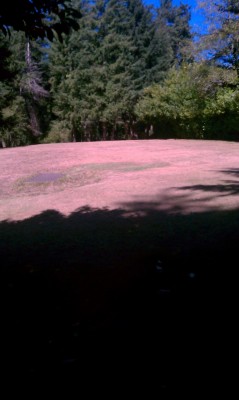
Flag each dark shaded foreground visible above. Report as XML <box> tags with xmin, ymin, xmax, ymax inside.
<box><xmin>1</xmin><ymin>196</ymin><xmax>238</xmax><ymax>392</ymax></box>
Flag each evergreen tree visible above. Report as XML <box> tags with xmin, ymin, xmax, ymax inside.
<box><xmin>198</xmin><ymin>0</ymin><xmax>239</xmax><ymax>77</ymax></box>
<box><xmin>98</xmin><ymin>0</ymin><xmax>139</xmax><ymax>137</ymax></box>
<box><xmin>21</xmin><ymin>40</ymin><xmax>49</xmax><ymax>137</ymax></box>
<box><xmin>48</xmin><ymin>0</ymin><xmax>101</xmax><ymax>141</ymax></box>
<box><xmin>156</xmin><ymin>0</ymin><xmax>192</xmax><ymax>66</ymax></box>
<box><xmin>39</xmin><ymin>0</ymin><xmax>194</xmax><ymax>142</ymax></box>
<box><xmin>0</xmin><ymin>32</ymin><xmax>30</xmax><ymax>147</ymax></box>
<box><xmin>0</xmin><ymin>31</ymin><xmax>49</xmax><ymax>147</ymax></box>
<box><xmin>92</xmin><ymin>0</ymin><xmax>177</xmax><ymax>137</ymax></box>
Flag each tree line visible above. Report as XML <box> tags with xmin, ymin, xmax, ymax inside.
<box><xmin>1</xmin><ymin>0</ymin><xmax>239</xmax><ymax>147</ymax></box>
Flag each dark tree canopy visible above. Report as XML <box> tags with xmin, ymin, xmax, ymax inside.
<box><xmin>0</xmin><ymin>1</ymin><xmax>81</xmax><ymax>40</ymax></box>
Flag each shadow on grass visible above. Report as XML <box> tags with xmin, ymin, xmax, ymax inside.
<box><xmin>220</xmin><ymin>168</ymin><xmax>239</xmax><ymax>177</ymax></box>
<box><xmin>179</xmin><ymin>181</ymin><xmax>239</xmax><ymax>196</ymax></box>
<box><xmin>179</xmin><ymin>168</ymin><xmax>239</xmax><ymax>196</ymax></box>
<box><xmin>1</xmin><ymin>191</ymin><xmax>238</xmax><ymax>388</ymax></box>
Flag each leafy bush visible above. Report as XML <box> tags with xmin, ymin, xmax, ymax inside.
<box><xmin>135</xmin><ymin>63</ymin><xmax>239</xmax><ymax>140</ymax></box>
<box><xmin>43</xmin><ymin>120</ymin><xmax>72</xmax><ymax>143</ymax></box>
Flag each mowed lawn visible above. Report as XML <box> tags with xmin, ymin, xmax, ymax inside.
<box><xmin>1</xmin><ymin>139</ymin><xmax>239</xmax><ymax>387</ymax></box>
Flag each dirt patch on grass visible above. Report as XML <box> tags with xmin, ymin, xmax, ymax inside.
<box><xmin>12</xmin><ymin>168</ymin><xmax>103</xmax><ymax>197</ymax></box>
<box><xmin>0</xmin><ymin>155</ymin><xmax>169</xmax><ymax>201</ymax></box>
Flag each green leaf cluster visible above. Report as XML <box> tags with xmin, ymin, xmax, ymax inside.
<box><xmin>136</xmin><ymin>61</ymin><xmax>239</xmax><ymax>139</ymax></box>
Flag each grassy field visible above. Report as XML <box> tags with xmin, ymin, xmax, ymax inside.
<box><xmin>1</xmin><ymin>139</ymin><xmax>238</xmax><ymax>389</ymax></box>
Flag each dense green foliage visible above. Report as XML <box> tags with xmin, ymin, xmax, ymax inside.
<box><xmin>1</xmin><ymin>0</ymin><xmax>239</xmax><ymax>146</ymax></box>
<box><xmin>136</xmin><ymin>63</ymin><xmax>239</xmax><ymax>140</ymax></box>
<box><xmin>47</xmin><ymin>0</ymin><xmax>188</xmax><ymax>141</ymax></box>
<box><xmin>136</xmin><ymin>0</ymin><xmax>239</xmax><ymax>140</ymax></box>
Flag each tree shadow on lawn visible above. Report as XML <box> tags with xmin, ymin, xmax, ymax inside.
<box><xmin>179</xmin><ymin>180</ymin><xmax>239</xmax><ymax>197</ymax></box>
<box><xmin>220</xmin><ymin>168</ymin><xmax>239</xmax><ymax>178</ymax></box>
<box><xmin>1</xmin><ymin>186</ymin><xmax>238</xmax><ymax>388</ymax></box>
<box><xmin>179</xmin><ymin>168</ymin><xmax>239</xmax><ymax>196</ymax></box>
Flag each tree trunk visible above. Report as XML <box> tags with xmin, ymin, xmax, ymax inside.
<box><xmin>232</xmin><ymin>43</ymin><xmax>239</xmax><ymax>79</ymax></box>
<box><xmin>71</xmin><ymin>121</ymin><xmax>77</xmax><ymax>142</ymax></box>
<box><xmin>124</xmin><ymin>121</ymin><xmax>130</xmax><ymax>139</ymax></box>
<box><xmin>0</xmin><ymin>139</ymin><xmax>6</xmax><ymax>148</ymax></box>
<box><xmin>102</xmin><ymin>121</ymin><xmax>107</xmax><ymax>141</ymax></box>
<box><xmin>26</xmin><ymin>40</ymin><xmax>31</xmax><ymax>69</ymax></box>
<box><xmin>27</xmin><ymin>102</ymin><xmax>41</xmax><ymax>137</ymax></box>
<box><xmin>110</xmin><ymin>123</ymin><xmax>116</xmax><ymax>140</ymax></box>
<box><xmin>83</xmin><ymin>121</ymin><xmax>91</xmax><ymax>141</ymax></box>
<box><xmin>25</xmin><ymin>41</ymin><xmax>41</xmax><ymax>137</ymax></box>
<box><xmin>149</xmin><ymin>124</ymin><xmax>154</xmax><ymax>136</ymax></box>
<box><xmin>129</xmin><ymin>120</ymin><xmax>138</xmax><ymax>140</ymax></box>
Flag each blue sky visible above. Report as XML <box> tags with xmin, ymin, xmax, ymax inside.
<box><xmin>144</xmin><ymin>0</ymin><xmax>205</xmax><ymax>32</ymax></box>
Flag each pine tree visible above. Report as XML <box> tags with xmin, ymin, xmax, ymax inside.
<box><xmin>48</xmin><ymin>0</ymin><xmax>101</xmax><ymax>141</ymax></box>
<box><xmin>198</xmin><ymin>0</ymin><xmax>239</xmax><ymax>77</ymax></box>
<box><xmin>47</xmin><ymin>0</ymin><xmax>194</xmax><ymax>142</ymax></box>
<box><xmin>156</xmin><ymin>0</ymin><xmax>192</xmax><ymax>66</ymax></box>
<box><xmin>96</xmin><ymin>0</ymin><xmax>173</xmax><ymax>138</ymax></box>
<box><xmin>0</xmin><ymin>31</ymin><xmax>49</xmax><ymax>146</ymax></box>
<box><xmin>21</xmin><ymin>40</ymin><xmax>49</xmax><ymax>137</ymax></box>
<box><xmin>0</xmin><ymin>32</ymin><xmax>30</xmax><ymax>147</ymax></box>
